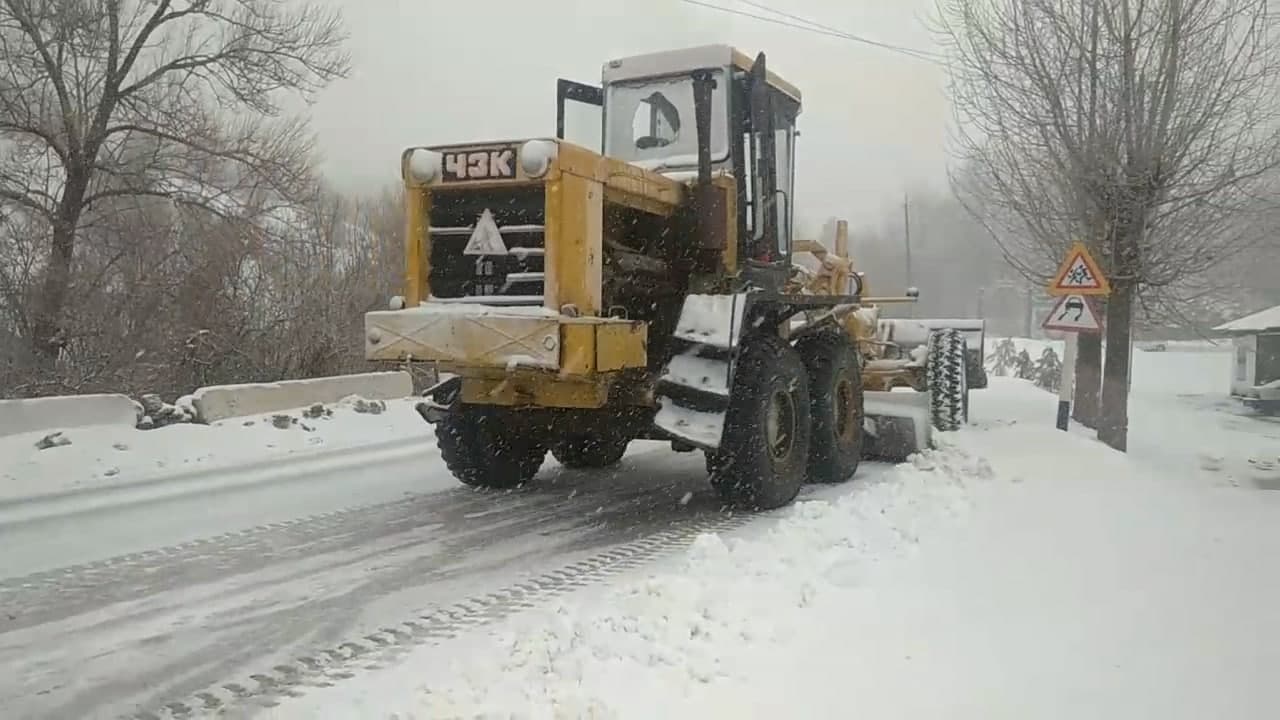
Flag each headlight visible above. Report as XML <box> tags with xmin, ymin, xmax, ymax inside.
<box><xmin>520</xmin><ymin>140</ymin><xmax>558</xmax><ymax>178</ymax></box>
<box><xmin>407</xmin><ymin>148</ymin><xmax>441</xmax><ymax>183</ymax></box>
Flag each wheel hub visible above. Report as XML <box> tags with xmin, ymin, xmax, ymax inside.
<box><xmin>766</xmin><ymin>389</ymin><xmax>797</xmax><ymax>459</ymax></box>
<box><xmin>834</xmin><ymin>377</ymin><xmax>857</xmax><ymax>441</ymax></box>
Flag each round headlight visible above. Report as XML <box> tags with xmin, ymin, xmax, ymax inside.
<box><xmin>407</xmin><ymin>148</ymin><xmax>441</xmax><ymax>184</ymax></box>
<box><xmin>520</xmin><ymin>140</ymin><xmax>558</xmax><ymax>177</ymax></box>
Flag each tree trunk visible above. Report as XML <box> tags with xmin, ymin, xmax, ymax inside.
<box><xmin>1073</xmin><ymin>332</ymin><xmax>1102</xmax><ymax>427</ymax></box>
<box><xmin>1098</xmin><ymin>280</ymin><xmax>1133</xmax><ymax>451</ymax></box>
<box><xmin>31</xmin><ymin>222</ymin><xmax>77</xmax><ymax>362</ymax></box>
<box><xmin>31</xmin><ymin>168</ymin><xmax>91</xmax><ymax>363</ymax></box>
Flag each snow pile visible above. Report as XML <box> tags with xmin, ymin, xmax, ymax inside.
<box><xmin>0</xmin><ymin>396</ymin><xmax>426</xmax><ymax>503</ymax></box>
<box><xmin>135</xmin><ymin>393</ymin><xmax>197</xmax><ymax>429</ymax></box>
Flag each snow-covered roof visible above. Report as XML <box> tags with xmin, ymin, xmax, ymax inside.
<box><xmin>1214</xmin><ymin>304</ymin><xmax>1280</xmax><ymax>334</ymax></box>
<box><xmin>602</xmin><ymin>44</ymin><xmax>802</xmax><ymax>102</ymax></box>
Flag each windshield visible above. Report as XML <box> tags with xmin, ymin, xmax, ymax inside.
<box><xmin>603</xmin><ymin>70</ymin><xmax>729</xmax><ymax>170</ymax></box>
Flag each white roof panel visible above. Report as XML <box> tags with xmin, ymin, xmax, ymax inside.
<box><xmin>602</xmin><ymin>44</ymin><xmax>802</xmax><ymax>102</ymax></box>
<box><xmin>1214</xmin><ymin>304</ymin><xmax>1280</xmax><ymax>334</ymax></box>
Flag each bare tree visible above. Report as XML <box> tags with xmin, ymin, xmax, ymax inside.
<box><xmin>0</xmin><ymin>0</ymin><xmax>350</xmax><ymax>364</ymax></box>
<box><xmin>936</xmin><ymin>0</ymin><xmax>1280</xmax><ymax>450</ymax></box>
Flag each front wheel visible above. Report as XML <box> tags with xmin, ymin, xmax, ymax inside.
<box><xmin>436</xmin><ymin>409</ymin><xmax>546</xmax><ymax>489</ymax></box>
<box><xmin>710</xmin><ymin>334</ymin><xmax>812</xmax><ymax>510</ymax></box>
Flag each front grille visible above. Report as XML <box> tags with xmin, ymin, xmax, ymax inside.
<box><xmin>428</xmin><ymin>186</ymin><xmax>546</xmax><ymax>305</ymax></box>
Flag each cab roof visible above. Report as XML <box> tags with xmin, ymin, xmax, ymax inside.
<box><xmin>602</xmin><ymin>44</ymin><xmax>802</xmax><ymax>103</ymax></box>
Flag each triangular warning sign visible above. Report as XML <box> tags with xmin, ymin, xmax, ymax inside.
<box><xmin>1041</xmin><ymin>293</ymin><xmax>1104</xmax><ymax>333</ymax></box>
<box><xmin>463</xmin><ymin>208</ymin><xmax>507</xmax><ymax>255</ymax></box>
<box><xmin>1048</xmin><ymin>242</ymin><xmax>1110</xmax><ymax>296</ymax></box>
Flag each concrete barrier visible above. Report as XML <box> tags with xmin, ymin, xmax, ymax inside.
<box><xmin>191</xmin><ymin>371</ymin><xmax>414</xmax><ymax>423</ymax></box>
<box><xmin>0</xmin><ymin>394</ymin><xmax>139</xmax><ymax>438</ymax></box>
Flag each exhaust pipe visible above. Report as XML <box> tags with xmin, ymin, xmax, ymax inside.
<box><xmin>690</xmin><ymin>69</ymin><xmax>718</xmax><ymax>253</ymax></box>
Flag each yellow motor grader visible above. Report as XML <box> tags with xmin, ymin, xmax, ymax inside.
<box><xmin>363</xmin><ymin>45</ymin><xmax>985</xmax><ymax>509</ymax></box>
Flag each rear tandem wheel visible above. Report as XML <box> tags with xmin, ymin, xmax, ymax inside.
<box><xmin>796</xmin><ymin>330</ymin><xmax>865</xmax><ymax>484</ymax></box>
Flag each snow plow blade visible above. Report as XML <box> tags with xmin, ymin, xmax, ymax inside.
<box><xmin>880</xmin><ymin>318</ymin><xmax>987</xmax><ymax>388</ymax></box>
<box><xmin>862</xmin><ymin>390</ymin><xmax>932</xmax><ymax>461</ymax></box>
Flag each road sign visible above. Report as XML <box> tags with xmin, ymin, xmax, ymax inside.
<box><xmin>1042</xmin><ymin>293</ymin><xmax>1104</xmax><ymax>333</ymax></box>
<box><xmin>1048</xmin><ymin>242</ymin><xmax>1110</xmax><ymax>296</ymax></box>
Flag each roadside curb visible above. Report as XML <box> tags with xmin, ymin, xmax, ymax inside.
<box><xmin>0</xmin><ymin>435</ymin><xmax>434</xmax><ymax>528</ymax></box>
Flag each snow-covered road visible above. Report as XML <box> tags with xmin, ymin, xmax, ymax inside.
<box><xmin>1</xmin><ymin>430</ymin><xmax>865</xmax><ymax>719</ymax></box>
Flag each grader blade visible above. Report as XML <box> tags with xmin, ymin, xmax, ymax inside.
<box><xmin>879</xmin><ymin>318</ymin><xmax>987</xmax><ymax>389</ymax></box>
<box><xmin>862</xmin><ymin>390</ymin><xmax>932</xmax><ymax>461</ymax></box>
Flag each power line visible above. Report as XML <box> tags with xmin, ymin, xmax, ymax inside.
<box><xmin>679</xmin><ymin>0</ymin><xmax>945</xmax><ymax>66</ymax></box>
<box><xmin>737</xmin><ymin>0</ymin><xmax>944</xmax><ymax>59</ymax></box>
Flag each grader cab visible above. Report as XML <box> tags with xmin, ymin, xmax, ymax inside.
<box><xmin>363</xmin><ymin>45</ymin><xmax>983</xmax><ymax>509</ymax></box>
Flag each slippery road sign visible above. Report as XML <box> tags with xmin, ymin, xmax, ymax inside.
<box><xmin>1048</xmin><ymin>242</ymin><xmax>1110</xmax><ymax>296</ymax></box>
<box><xmin>1042</xmin><ymin>293</ymin><xmax>1104</xmax><ymax>333</ymax></box>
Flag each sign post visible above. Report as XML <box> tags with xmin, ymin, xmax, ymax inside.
<box><xmin>1044</xmin><ymin>243</ymin><xmax>1110</xmax><ymax>431</ymax></box>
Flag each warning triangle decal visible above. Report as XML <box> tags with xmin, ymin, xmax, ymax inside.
<box><xmin>463</xmin><ymin>208</ymin><xmax>507</xmax><ymax>255</ymax></box>
<box><xmin>1048</xmin><ymin>242</ymin><xmax>1110</xmax><ymax>295</ymax></box>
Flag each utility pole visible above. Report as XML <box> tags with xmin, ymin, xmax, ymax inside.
<box><xmin>903</xmin><ymin>192</ymin><xmax>914</xmax><ymax>317</ymax></box>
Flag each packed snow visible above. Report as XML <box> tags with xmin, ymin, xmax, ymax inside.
<box><xmin>672</xmin><ymin>293</ymin><xmax>750</xmax><ymax>348</ymax></box>
<box><xmin>661</xmin><ymin>351</ymin><xmax>730</xmax><ymax>396</ymax></box>
<box><xmin>0</xmin><ymin>396</ymin><xmax>426</xmax><ymax>503</ymax></box>
<box><xmin>653</xmin><ymin>402</ymin><xmax>726</xmax><ymax>449</ymax></box>
<box><xmin>274</xmin><ymin>345</ymin><xmax>1280</xmax><ymax>719</ymax></box>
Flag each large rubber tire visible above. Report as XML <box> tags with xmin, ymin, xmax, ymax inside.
<box><xmin>552</xmin><ymin>433</ymin><xmax>629</xmax><ymax>469</ymax></box>
<box><xmin>709</xmin><ymin>334</ymin><xmax>812</xmax><ymax>510</ymax></box>
<box><xmin>926</xmin><ymin>329</ymin><xmax>969</xmax><ymax>431</ymax></box>
<box><xmin>436</xmin><ymin>409</ymin><xmax>546</xmax><ymax>489</ymax></box>
<box><xmin>796</xmin><ymin>331</ymin><xmax>865</xmax><ymax>484</ymax></box>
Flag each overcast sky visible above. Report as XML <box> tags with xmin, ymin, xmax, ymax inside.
<box><xmin>310</xmin><ymin>0</ymin><xmax>950</xmax><ymax>229</ymax></box>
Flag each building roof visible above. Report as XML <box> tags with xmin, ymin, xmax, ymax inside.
<box><xmin>602</xmin><ymin>44</ymin><xmax>802</xmax><ymax>103</ymax></box>
<box><xmin>1214</xmin><ymin>304</ymin><xmax>1280</xmax><ymax>334</ymax></box>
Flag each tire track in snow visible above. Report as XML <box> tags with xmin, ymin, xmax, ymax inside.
<box><xmin>0</xmin><ymin>494</ymin><xmax>472</xmax><ymax>629</ymax></box>
<box><xmin>127</xmin><ymin>512</ymin><xmax>751</xmax><ymax>720</ymax></box>
<box><xmin>0</xmin><ymin>484</ymin><xmax>617</xmax><ymax>631</ymax></box>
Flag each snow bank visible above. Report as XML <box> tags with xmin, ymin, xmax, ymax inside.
<box><xmin>190</xmin><ymin>370</ymin><xmax>413</xmax><ymax>423</ymax></box>
<box><xmin>0</xmin><ymin>396</ymin><xmax>426</xmax><ymax>504</ymax></box>
<box><xmin>0</xmin><ymin>394</ymin><xmax>138</xmax><ymax>439</ymax></box>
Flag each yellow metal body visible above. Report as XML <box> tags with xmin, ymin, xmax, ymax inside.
<box><xmin>365</xmin><ymin>138</ymin><xmax>709</xmax><ymax>409</ymax></box>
